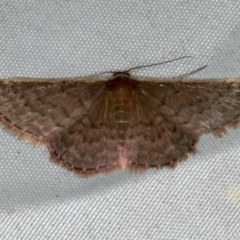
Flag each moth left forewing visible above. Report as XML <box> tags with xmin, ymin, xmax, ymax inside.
<box><xmin>0</xmin><ymin>76</ymin><xmax>110</xmax><ymax>84</ymax></box>
<box><xmin>0</xmin><ymin>77</ymin><xmax>108</xmax><ymax>144</ymax></box>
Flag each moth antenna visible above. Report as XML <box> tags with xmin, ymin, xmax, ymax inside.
<box><xmin>125</xmin><ymin>56</ymin><xmax>192</xmax><ymax>73</ymax></box>
<box><xmin>96</xmin><ymin>56</ymin><xmax>192</xmax><ymax>76</ymax></box>
<box><xmin>173</xmin><ymin>65</ymin><xmax>208</xmax><ymax>79</ymax></box>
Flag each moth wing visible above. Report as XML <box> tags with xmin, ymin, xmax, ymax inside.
<box><xmin>48</xmin><ymin>86</ymin><xmax>120</xmax><ymax>175</ymax></box>
<box><xmin>124</xmin><ymin>79</ymin><xmax>240</xmax><ymax>167</ymax></box>
<box><xmin>0</xmin><ymin>78</ymin><xmax>106</xmax><ymax>143</ymax></box>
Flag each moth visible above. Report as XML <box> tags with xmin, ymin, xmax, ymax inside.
<box><xmin>1</xmin><ymin>60</ymin><xmax>240</xmax><ymax>176</ymax></box>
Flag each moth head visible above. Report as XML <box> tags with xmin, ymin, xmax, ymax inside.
<box><xmin>113</xmin><ymin>72</ymin><xmax>130</xmax><ymax>77</ymax></box>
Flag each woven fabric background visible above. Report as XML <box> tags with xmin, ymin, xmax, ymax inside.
<box><xmin>1</xmin><ymin>1</ymin><xmax>240</xmax><ymax>239</ymax></box>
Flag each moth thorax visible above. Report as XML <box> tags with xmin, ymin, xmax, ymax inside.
<box><xmin>111</xmin><ymin>87</ymin><xmax>134</xmax><ymax>143</ymax></box>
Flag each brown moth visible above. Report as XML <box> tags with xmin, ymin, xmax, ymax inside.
<box><xmin>0</xmin><ymin>70</ymin><xmax>240</xmax><ymax>176</ymax></box>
